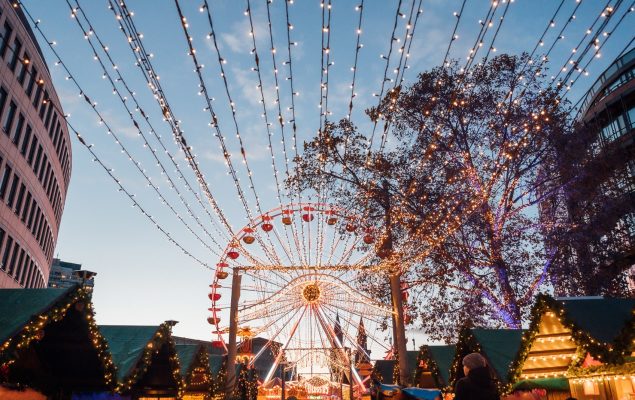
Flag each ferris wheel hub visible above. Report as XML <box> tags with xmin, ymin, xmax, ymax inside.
<box><xmin>302</xmin><ymin>283</ymin><xmax>321</xmax><ymax>303</ymax></box>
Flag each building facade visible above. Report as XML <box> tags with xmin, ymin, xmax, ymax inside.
<box><xmin>545</xmin><ymin>48</ymin><xmax>635</xmax><ymax>295</ymax></box>
<box><xmin>48</xmin><ymin>258</ymin><xmax>95</xmax><ymax>290</ymax></box>
<box><xmin>0</xmin><ymin>1</ymin><xmax>71</xmax><ymax>288</ymax></box>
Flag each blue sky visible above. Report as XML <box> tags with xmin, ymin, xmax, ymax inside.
<box><xmin>20</xmin><ymin>0</ymin><xmax>634</xmax><ymax>348</ymax></box>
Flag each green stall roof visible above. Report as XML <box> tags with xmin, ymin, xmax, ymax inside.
<box><xmin>175</xmin><ymin>344</ymin><xmax>202</xmax><ymax>377</ymax></box>
<box><xmin>0</xmin><ymin>287</ymin><xmax>76</xmax><ymax>343</ymax></box>
<box><xmin>99</xmin><ymin>325</ymin><xmax>160</xmax><ymax>381</ymax></box>
<box><xmin>427</xmin><ymin>345</ymin><xmax>456</xmax><ymax>386</ymax></box>
<box><xmin>471</xmin><ymin>329</ymin><xmax>526</xmax><ymax>383</ymax></box>
<box><xmin>559</xmin><ymin>298</ymin><xmax>635</xmax><ymax>344</ymax></box>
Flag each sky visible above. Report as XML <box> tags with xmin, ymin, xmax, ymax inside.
<box><xmin>18</xmin><ymin>0</ymin><xmax>634</xmax><ymax>354</ymax></box>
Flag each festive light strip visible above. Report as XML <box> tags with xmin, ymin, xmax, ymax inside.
<box><xmin>238</xmin><ymin>0</ymin><xmax>306</xmax><ymax>268</ymax></box>
<box><xmin>59</xmin><ymin>0</ymin><xmax>224</xmax><ymax>257</ymax></box>
<box><xmin>16</xmin><ymin>2</ymin><xmax>213</xmax><ymax>267</ymax></box>
<box><xmin>365</xmin><ymin>0</ymin><xmax>404</xmax><ymax>158</ymax></box>
<box><xmin>0</xmin><ymin>287</ymin><xmax>117</xmax><ymax>388</ymax></box>
<box><xmin>346</xmin><ymin>2</ymin><xmax>365</xmax><ymax>122</ymax></box>
<box><xmin>442</xmin><ymin>0</ymin><xmax>467</xmax><ymax>68</ymax></box>
<box><xmin>481</xmin><ymin>0</ymin><xmax>512</xmax><ymax>62</ymax></box>
<box><xmin>72</xmin><ymin>0</ymin><xmax>230</xmax><ymax>247</ymax></box>
<box><xmin>378</xmin><ymin>0</ymin><xmax>424</xmax><ymax>152</ymax></box>
<box><xmin>561</xmin><ymin>0</ymin><xmax>635</xmax><ymax>93</ymax></box>
<box><xmin>174</xmin><ymin>0</ymin><xmax>284</xmax><ymax>268</ymax></box>
<box><xmin>463</xmin><ymin>0</ymin><xmax>498</xmax><ymax>71</ymax></box>
<box><xmin>551</xmin><ymin>0</ymin><xmax>619</xmax><ymax>86</ymax></box>
<box><xmin>107</xmin><ymin>0</ymin><xmax>236</xmax><ymax>238</ymax></box>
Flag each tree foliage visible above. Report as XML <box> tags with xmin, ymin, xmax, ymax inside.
<box><xmin>289</xmin><ymin>54</ymin><xmax>573</xmax><ymax>341</ymax></box>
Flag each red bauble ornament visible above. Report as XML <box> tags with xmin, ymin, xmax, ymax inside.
<box><xmin>212</xmin><ymin>340</ymin><xmax>225</xmax><ymax>348</ymax></box>
<box><xmin>345</xmin><ymin>223</ymin><xmax>357</xmax><ymax>232</ymax></box>
<box><xmin>207</xmin><ymin>316</ymin><xmax>220</xmax><ymax>325</ymax></box>
<box><xmin>227</xmin><ymin>250</ymin><xmax>240</xmax><ymax>260</ymax></box>
<box><xmin>326</xmin><ymin>217</ymin><xmax>337</xmax><ymax>225</ymax></box>
<box><xmin>261</xmin><ymin>223</ymin><xmax>273</xmax><ymax>232</ymax></box>
<box><xmin>363</xmin><ymin>235</ymin><xmax>374</xmax><ymax>244</ymax></box>
<box><xmin>282</xmin><ymin>216</ymin><xmax>292</xmax><ymax>225</ymax></box>
<box><xmin>302</xmin><ymin>214</ymin><xmax>314</xmax><ymax>222</ymax></box>
<box><xmin>243</xmin><ymin>235</ymin><xmax>255</xmax><ymax>244</ymax></box>
<box><xmin>208</xmin><ymin>292</ymin><xmax>221</xmax><ymax>301</ymax></box>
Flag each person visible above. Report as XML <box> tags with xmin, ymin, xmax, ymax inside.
<box><xmin>454</xmin><ymin>353</ymin><xmax>499</xmax><ymax>400</ymax></box>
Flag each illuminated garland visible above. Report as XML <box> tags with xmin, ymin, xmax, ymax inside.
<box><xmin>505</xmin><ymin>294</ymin><xmax>635</xmax><ymax>393</ymax></box>
<box><xmin>448</xmin><ymin>326</ymin><xmax>483</xmax><ymax>392</ymax></box>
<box><xmin>116</xmin><ymin>322</ymin><xmax>185</xmax><ymax>398</ymax></box>
<box><xmin>568</xmin><ymin>361</ymin><xmax>635</xmax><ymax>379</ymax></box>
<box><xmin>184</xmin><ymin>347</ymin><xmax>213</xmax><ymax>396</ymax></box>
<box><xmin>414</xmin><ymin>346</ymin><xmax>451</xmax><ymax>392</ymax></box>
<box><xmin>0</xmin><ymin>286</ymin><xmax>117</xmax><ymax>388</ymax></box>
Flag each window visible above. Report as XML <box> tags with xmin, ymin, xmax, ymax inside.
<box><xmin>12</xmin><ymin>113</ymin><xmax>24</xmax><ymax>146</ymax></box>
<box><xmin>1</xmin><ymin>236</ymin><xmax>12</xmax><ymax>271</ymax></box>
<box><xmin>0</xmin><ymin>228</ymin><xmax>5</xmax><ymax>259</ymax></box>
<box><xmin>14</xmin><ymin>249</ymin><xmax>25</xmax><ymax>280</ymax></box>
<box><xmin>3</xmin><ymin>101</ymin><xmax>16</xmax><ymax>134</ymax></box>
<box><xmin>7</xmin><ymin>242</ymin><xmax>19</xmax><ymax>276</ymax></box>
<box><xmin>32</xmin><ymin>80</ymin><xmax>43</xmax><ymax>108</ymax></box>
<box><xmin>33</xmin><ymin>145</ymin><xmax>43</xmax><ymax>174</ymax></box>
<box><xmin>17</xmin><ymin>52</ymin><xmax>29</xmax><ymax>84</ymax></box>
<box><xmin>8</xmin><ymin>37</ymin><xmax>22</xmax><ymax>72</ymax></box>
<box><xmin>0</xmin><ymin>22</ymin><xmax>12</xmax><ymax>59</ymax></box>
<box><xmin>6</xmin><ymin>173</ymin><xmax>19</xmax><ymax>208</ymax></box>
<box><xmin>21</xmin><ymin>191</ymin><xmax>31</xmax><ymax>222</ymax></box>
<box><xmin>27</xmin><ymin>136</ymin><xmax>38</xmax><ymax>165</ymax></box>
<box><xmin>0</xmin><ymin>87</ymin><xmax>7</xmax><ymax>115</ymax></box>
<box><xmin>25</xmin><ymin>66</ymin><xmax>37</xmax><ymax>97</ymax></box>
<box><xmin>14</xmin><ymin>183</ymin><xmax>25</xmax><ymax>215</ymax></box>
<box><xmin>20</xmin><ymin>125</ymin><xmax>31</xmax><ymax>155</ymax></box>
<box><xmin>39</xmin><ymin>91</ymin><xmax>49</xmax><ymax>119</ymax></box>
<box><xmin>0</xmin><ymin>164</ymin><xmax>12</xmax><ymax>200</ymax></box>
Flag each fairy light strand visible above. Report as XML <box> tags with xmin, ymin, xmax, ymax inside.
<box><xmin>69</xmin><ymin>0</ymin><xmax>228</xmax><ymax>252</ymax></box>
<box><xmin>22</xmin><ymin>1</ymin><xmax>222</xmax><ymax>257</ymax></box>
<box><xmin>107</xmin><ymin>0</ymin><xmax>236</xmax><ymax>238</ymax></box>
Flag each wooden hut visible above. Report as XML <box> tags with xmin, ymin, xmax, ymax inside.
<box><xmin>507</xmin><ymin>295</ymin><xmax>635</xmax><ymax>400</ymax></box>
<box><xmin>176</xmin><ymin>344</ymin><xmax>213</xmax><ymax>399</ymax></box>
<box><xmin>0</xmin><ymin>285</ymin><xmax>116</xmax><ymax>398</ymax></box>
<box><xmin>100</xmin><ymin>322</ymin><xmax>184</xmax><ymax>398</ymax></box>
<box><xmin>414</xmin><ymin>345</ymin><xmax>456</xmax><ymax>391</ymax></box>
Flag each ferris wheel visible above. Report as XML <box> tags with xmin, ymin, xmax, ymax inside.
<box><xmin>208</xmin><ymin>202</ymin><xmax>396</xmax><ymax>392</ymax></box>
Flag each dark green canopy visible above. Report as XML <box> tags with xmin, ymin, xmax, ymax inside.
<box><xmin>99</xmin><ymin>325</ymin><xmax>160</xmax><ymax>381</ymax></box>
<box><xmin>559</xmin><ymin>298</ymin><xmax>635</xmax><ymax>343</ymax></box>
<box><xmin>374</xmin><ymin>359</ymin><xmax>396</xmax><ymax>384</ymax></box>
<box><xmin>471</xmin><ymin>329</ymin><xmax>526</xmax><ymax>384</ymax></box>
<box><xmin>0</xmin><ymin>287</ymin><xmax>74</xmax><ymax>344</ymax></box>
<box><xmin>175</xmin><ymin>344</ymin><xmax>202</xmax><ymax>377</ymax></box>
<box><xmin>427</xmin><ymin>345</ymin><xmax>456</xmax><ymax>386</ymax></box>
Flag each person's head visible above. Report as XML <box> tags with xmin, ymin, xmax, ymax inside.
<box><xmin>462</xmin><ymin>353</ymin><xmax>487</xmax><ymax>376</ymax></box>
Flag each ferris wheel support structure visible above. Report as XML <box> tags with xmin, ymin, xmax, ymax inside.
<box><xmin>225</xmin><ymin>269</ymin><xmax>241</xmax><ymax>398</ymax></box>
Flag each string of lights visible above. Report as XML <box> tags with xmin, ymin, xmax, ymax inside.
<box><xmin>238</xmin><ymin>0</ymin><xmax>305</xmax><ymax>266</ymax></box>
<box><xmin>175</xmin><ymin>0</ymin><xmax>287</xmax><ymax>268</ymax></box>
<box><xmin>67</xmin><ymin>0</ymin><xmax>229</xmax><ymax>253</ymax></box>
<box><xmin>565</xmin><ymin>1</ymin><xmax>635</xmax><ymax>93</ymax></box>
<box><xmin>318</xmin><ymin>0</ymin><xmax>333</xmax><ymax>133</ymax></box>
<box><xmin>378</xmin><ymin>0</ymin><xmax>423</xmax><ymax>152</ymax></box>
<box><xmin>20</xmin><ymin>1</ymin><xmax>223</xmax><ymax>257</ymax></box>
<box><xmin>346</xmin><ymin>2</ymin><xmax>365</xmax><ymax>122</ymax></box>
<box><xmin>482</xmin><ymin>0</ymin><xmax>512</xmax><ymax>62</ymax></box>
<box><xmin>463</xmin><ymin>0</ymin><xmax>498</xmax><ymax>72</ymax></box>
<box><xmin>442</xmin><ymin>0</ymin><xmax>467</xmax><ymax>68</ymax></box>
<box><xmin>365</xmin><ymin>0</ymin><xmax>404</xmax><ymax>159</ymax></box>
<box><xmin>72</xmin><ymin>0</ymin><xmax>230</xmax><ymax>245</ymax></box>
<box><xmin>552</xmin><ymin>0</ymin><xmax>622</xmax><ymax>87</ymax></box>
<box><xmin>107</xmin><ymin>0</ymin><xmax>236</xmax><ymax>238</ymax></box>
